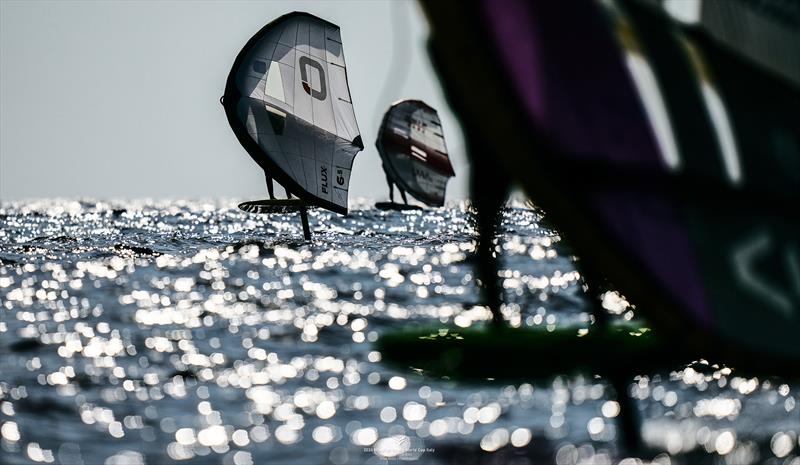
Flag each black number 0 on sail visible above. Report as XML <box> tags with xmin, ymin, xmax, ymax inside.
<box><xmin>222</xmin><ymin>12</ymin><xmax>364</xmax><ymax>215</ymax></box>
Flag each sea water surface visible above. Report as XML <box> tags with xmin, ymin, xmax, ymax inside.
<box><xmin>0</xmin><ymin>200</ymin><xmax>798</xmax><ymax>465</ymax></box>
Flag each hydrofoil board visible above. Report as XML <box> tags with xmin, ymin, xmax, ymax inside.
<box><xmin>375</xmin><ymin>201</ymin><xmax>423</xmax><ymax>211</ymax></box>
<box><xmin>377</xmin><ymin>321</ymin><xmax>692</xmax><ymax>380</ymax></box>
<box><xmin>238</xmin><ymin>199</ymin><xmax>308</xmax><ymax>214</ymax></box>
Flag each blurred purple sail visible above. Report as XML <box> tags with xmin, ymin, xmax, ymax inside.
<box><xmin>420</xmin><ymin>0</ymin><xmax>800</xmax><ymax>363</ymax></box>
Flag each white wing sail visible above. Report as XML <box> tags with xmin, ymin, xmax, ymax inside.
<box><xmin>224</xmin><ymin>12</ymin><xmax>363</xmax><ymax>214</ymax></box>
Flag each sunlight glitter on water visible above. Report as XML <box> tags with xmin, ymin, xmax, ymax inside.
<box><xmin>0</xmin><ymin>200</ymin><xmax>798</xmax><ymax>465</ymax></box>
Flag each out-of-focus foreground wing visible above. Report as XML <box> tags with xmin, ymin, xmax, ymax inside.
<box><xmin>419</xmin><ymin>0</ymin><xmax>800</xmax><ymax>368</ymax></box>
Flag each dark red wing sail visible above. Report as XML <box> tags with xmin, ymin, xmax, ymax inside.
<box><xmin>375</xmin><ymin>100</ymin><xmax>455</xmax><ymax>207</ymax></box>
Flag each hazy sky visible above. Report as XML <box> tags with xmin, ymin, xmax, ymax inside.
<box><xmin>0</xmin><ymin>0</ymin><xmax>469</xmax><ymax>202</ymax></box>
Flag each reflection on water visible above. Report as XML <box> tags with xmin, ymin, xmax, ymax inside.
<box><xmin>0</xmin><ymin>200</ymin><xmax>797</xmax><ymax>465</ymax></box>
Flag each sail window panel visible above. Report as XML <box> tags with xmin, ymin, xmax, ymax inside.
<box><xmin>309</xmin><ymin>21</ymin><xmax>327</xmax><ymax>60</ymax></box>
<box><xmin>264</xmin><ymin>62</ymin><xmax>286</xmax><ymax>102</ymax></box>
<box><xmin>278</xmin><ymin>19</ymin><xmax>298</xmax><ymax>47</ymax></box>
<box><xmin>328</xmin><ymin>65</ymin><xmax>359</xmax><ymax>141</ymax></box>
<box><xmin>245</xmin><ymin>42</ymin><xmax>279</xmax><ymax>79</ymax></box>
<box><xmin>296</xmin><ymin>20</ymin><xmax>311</xmax><ymax>55</ymax></box>
<box><xmin>252</xmin><ymin>60</ymin><xmax>267</xmax><ymax>74</ymax></box>
<box><xmin>238</xmin><ymin>54</ymin><xmax>269</xmax><ymax>95</ymax></box>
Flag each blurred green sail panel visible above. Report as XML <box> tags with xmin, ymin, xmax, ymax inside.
<box><xmin>377</xmin><ymin>322</ymin><xmax>680</xmax><ymax>380</ymax></box>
